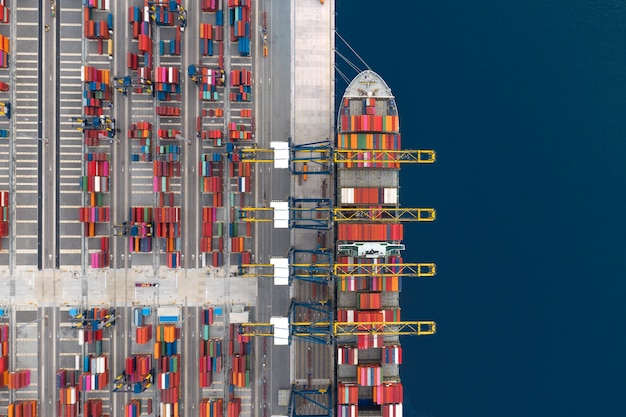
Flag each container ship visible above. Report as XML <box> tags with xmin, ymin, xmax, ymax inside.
<box><xmin>335</xmin><ymin>70</ymin><xmax>404</xmax><ymax>417</ymax></box>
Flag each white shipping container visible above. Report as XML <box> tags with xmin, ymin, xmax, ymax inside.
<box><xmin>346</xmin><ymin>310</ymin><xmax>354</xmax><ymax>322</ymax></box>
<box><xmin>384</xmin><ymin>188</ymin><xmax>398</xmax><ymax>204</ymax></box>
<box><xmin>341</xmin><ymin>188</ymin><xmax>354</xmax><ymax>204</ymax></box>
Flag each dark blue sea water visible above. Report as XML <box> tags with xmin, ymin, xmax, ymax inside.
<box><xmin>336</xmin><ymin>1</ymin><xmax>626</xmax><ymax>416</ymax></box>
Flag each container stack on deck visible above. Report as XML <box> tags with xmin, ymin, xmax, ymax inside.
<box><xmin>335</xmin><ymin>74</ymin><xmax>405</xmax><ymax>417</ymax></box>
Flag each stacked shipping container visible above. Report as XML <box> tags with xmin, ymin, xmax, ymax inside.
<box><xmin>150</xmin><ymin>0</ymin><xmax>182</xmax><ymax>26</ymax></box>
<box><xmin>0</xmin><ymin>34</ymin><xmax>7</xmax><ymax>68</ymax></box>
<box><xmin>155</xmin><ymin>324</ymin><xmax>181</xmax><ymax>416</ymax></box>
<box><xmin>229</xmin><ymin>68</ymin><xmax>252</xmax><ymax>103</ymax></box>
<box><xmin>199</xmin><ymin>308</ymin><xmax>223</xmax><ymax>388</ymax></box>
<box><xmin>6</xmin><ymin>400</ymin><xmax>38</xmax><ymax>417</ymax></box>
<box><xmin>159</xmin><ymin>27</ymin><xmax>182</xmax><ymax>56</ymax></box>
<box><xmin>0</xmin><ymin>324</ymin><xmax>6</xmax><ymax>388</ymax></box>
<box><xmin>200</xmin><ymin>398</ymin><xmax>223</xmax><ymax>417</ymax></box>
<box><xmin>129</xmin><ymin>121</ymin><xmax>153</xmax><ymax>161</ymax></box>
<box><xmin>0</xmin><ymin>1</ymin><xmax>9</xmax><ymax>25</ymax></box>
<box><xmin>80</xmin><ymin>65</ymin><xmax>112</xmax><ymax>268</ymax></box>
<box><xmin>83</xmin><ymin>6</ymin><xmax>112</xmax><ymax>58</ymax></box>
<box><xmin>228</xmin><ymin>0</ymin><xmax>250</xmax><ymax>56</ymax></box>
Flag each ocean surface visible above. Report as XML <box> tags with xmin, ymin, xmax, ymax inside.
<box><xmin>335</xmin><ymin>1</ymin><xmax>626</xmax><ymax>416</ymax></box>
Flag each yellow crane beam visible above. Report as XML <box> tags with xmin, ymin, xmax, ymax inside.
<box><xmin>333</xmin><ymin>262</ymin><xmax>436</xmax><ymax>277</ymax></box>
<box><xmin>238</xmin><ymin>207</ymin><xmax>274</xmax><ymax>222</ymax></box>
<box><xmin>239</xmin><ymin>263</ymin><xmax>435</xmax><ymax>278</ymax></box>
<box><xmin>333</xmin><ymin>207</ymin><xmax>436</xmax><ymax>222</ymax></box>
<box><xmin>334</xmin><ymin>321</ymin><xmax>436</xmax><ymax>336</ymax></box>
<box><xmin>237</xmin><ymin>147</ymin><xmax>436</xmax><ymax>164</ymax></box>
<box><xmin>238</xmin><ymin>321</ymin><xmax>436</xmax><ymax>337</ymax></box>
<box><xmin>239</xmin><ymin>207</ymin><xmax>436</xmax><ymax>223</ymax></box>
<box><xmin>238</xmin><ymin>147</ymin><xmax>275</xmax><ymax>163</ymax></box>
<box><xmin>334</xmin><ymin>149</ymin><xmax>436</xmax><ymax>164</ymax></box>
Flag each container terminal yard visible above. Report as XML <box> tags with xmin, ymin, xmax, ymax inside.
<box><xmin>0</xmin><ymin>1</ymin><xmax>436</xmax><ymax>417</ymax></box>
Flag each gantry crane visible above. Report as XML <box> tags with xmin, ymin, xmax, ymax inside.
<box><xmin>0</xmin><ymin>101</ymin><xmax>10</xmax><ymax>119</ymax></box>
<box><xmin>237</xmin><ymin>248</ymin><xmax>332</xmax><ymax>284</ymax></box>
<box><xmin>237</xmin><ymin>251</ymin><xmax>435</xmax><ymax>284</ymax></box>
<box><xmin>71</xmin><ymin>116</ymin><xmax>119</xmax><ymax>140</ymax></box>
<box><xmin>68</xmin><ymin>307</ymin><xmax>118</xmax><ymax>329</ymax></box>
<box><xmin>229</xmin><ymin>137</ymin><xmax>436</xmax><ymax>171</ymax></box>
<box><xmin>238</xmin><ymin>197</ymin><xmax>436</xmax><ymax>230</ymax></box>
<box><xmin>147</xmin><ymin>1</ymin><xmax>187</xmax><ymax>29</ymax></box>
<box><xmin>288</xmin><ymin>386</ymin><xmax>332</xmax><ymax>417</ymax></box>
<box><xmin>334</xmin><ymin>262</ymin><xmax>436</xmax><ymax>277</ymax></box>
<box><xmin>113</xmin><ymin>76</ymin><xmax>154</xmax><ymax>96</ymax></box>
<box><xmin>288</xmin><ymin>248</ymin><xmax>333</xmax><ymax>284</ymax></box>
<box><xmin>239</xmin><ymin>297</ymin><xmax>435</xmax><ymax>345</ymax></box>
<box><xmin>187</xmin><ymin>64</ymin><xmax>225</xmax><ymax>86</ymax></box>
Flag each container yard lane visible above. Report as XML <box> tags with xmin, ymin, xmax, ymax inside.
<box><xmin>11</xmin><ymin>1</ymin><xmax>44</xmax><ymax>269</ymax></box>
<box><xmin>0</xmin><ymin>0</ymin><xmax>9</xmax><ymax>271</ymax></box>
<box><xmin>252</xmin><ymin>1</ymin><xmax>294</xmax><ymax>416</ymax></box>
<box><xmin>40</xmin><ymin>0</ymin><xmax>59</xmax><ymax>271</ymax></box>
<box><xmin>58</xmin><ymin>4</ymin><xmax>87</xmax><ymax>268</ymax></box>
